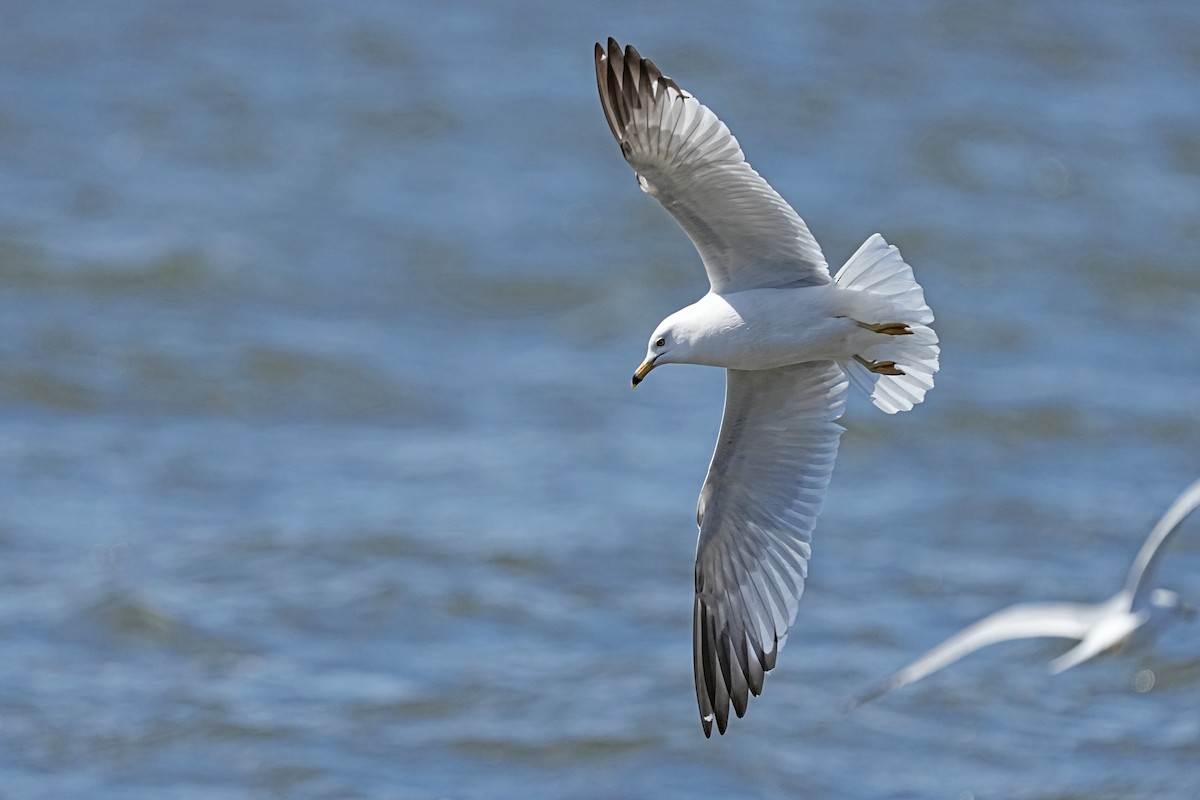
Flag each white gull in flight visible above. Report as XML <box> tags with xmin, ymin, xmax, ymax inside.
<box><xmin>850</xmin><ymin>477</ymin><xmax>1200</xmax><ymax>708</ymax></box>
<box><xmin>594</xmin><ymin>38</ymin><xmax>940</xmax><ymax>735</ymax></box>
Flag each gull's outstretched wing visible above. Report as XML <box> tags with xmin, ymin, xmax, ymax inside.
<box><xmin>1123</xmin><ymin>477</ymin><xmax>1200</xmax><ymax>607</ymax></box>
<box><xmin>692</xmin><ymin>361</ymin><xmax>847</xmax><ymax>736</ymax></box>
<box><xmin>595</xmin><ymin>38</ymin><xmax>830</xmax><ymax>294</ymax></box>
<box><xmin>848</xmin><ymin>601</ymin><xmax>1103</xmax><ymax>708</ymax></box>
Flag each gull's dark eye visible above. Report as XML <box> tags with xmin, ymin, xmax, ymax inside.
<box><xmin>655</xmin><ymin>337</ymin><xmax>666</xmax><ymax>348</ymax></box>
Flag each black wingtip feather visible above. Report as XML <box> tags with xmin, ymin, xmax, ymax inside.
<box><xmin>692</xmin><ymin>592</ymin><xmax>785</xmax><ymax>735</ymax></box>
<box><xmin>595</xmin><ymin>37</ymin><xmax>681</xmax><ymax>159</ymax></box>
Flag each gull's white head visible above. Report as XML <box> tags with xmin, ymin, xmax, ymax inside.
<box><xmin>631</xmin><ymin>321</ymin><xmax>680</xmax><ymax>387</ymax></box>
<box><xmin>631</xmin><ymin>297</ymin><xmax>742</xmax><ymax>387</ymax></box>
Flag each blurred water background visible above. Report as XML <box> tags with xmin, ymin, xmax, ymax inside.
<box><xmin>2</xmin><ymin>1</ymin><xmax>1200</xmax><ymax>798</ymax></box>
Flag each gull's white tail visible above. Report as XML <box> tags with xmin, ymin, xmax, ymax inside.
<box><xmin>835</xmin><ymin>234</ymin><xmax>939</xmax><ymax>414</ymax></box>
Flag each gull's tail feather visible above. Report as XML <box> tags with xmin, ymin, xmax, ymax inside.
<box><xmin>835</xmin><ymin>234</ymin><xmax>939</xmax><ymax>414</ymax></box>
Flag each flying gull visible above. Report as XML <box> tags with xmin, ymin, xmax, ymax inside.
<box><xmin>595</xmin><ymin>38</ymin><xmax>940</xmax><ymax>735</ymax></box>
<box><xmin>850</xmin><ymin>477</ymin><xmax>1200</xmax><ymax>708</ymax></box>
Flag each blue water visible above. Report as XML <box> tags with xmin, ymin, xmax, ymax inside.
<box><xmin>3</xmin><ymin>1</ymin><xmax>1200</xmax><ymax>798</ymax></box>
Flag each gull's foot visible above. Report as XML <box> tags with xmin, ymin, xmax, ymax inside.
<box><xmin>854</xmin><ymin>355</ymin><xmax>905</xmax><ymax>376</ymax></box>
<box><xmin>856</xmin><ymin>321</ymin><xmax>913</xmax><ymax>336</ymax></box>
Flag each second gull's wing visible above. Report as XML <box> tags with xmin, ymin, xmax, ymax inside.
<box><xmin>1123</xmin><ymin>476</ymin><xmax>1200</xmax><ymax>607</ymax></box>
<box><xmin>692</xmin><ymin>361</ymin><xmax>847</xmax><ymax>735</ymax></box>
<box><xmin>595</xmin><ymin>39</ymin><xmax>830</xmax><ymax>293</ymax></box>
<box><xmin>848</xmin><ymin>601</ymin><xmax>1102</xmax><ymax>708</ymax></box>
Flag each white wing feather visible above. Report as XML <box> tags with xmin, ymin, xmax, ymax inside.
<box><xmin>595</xmin><ymin>39</ymin><xmax>830</xmax><ymax>293</ymax></box>
<box><xmin>692</xmin><ymin>361</ymin><xmax>847</xmax><ymax>735</ymax></box>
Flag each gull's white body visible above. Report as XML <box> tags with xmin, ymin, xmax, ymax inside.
<box><xmin>850</xmin><ymin>478</ymin><xmax>1200</xmax><ymax>708</ymax></box>
<box><xmin>595</xmin><ymin>38</ymin><xmax>939</xmax><ymax>735</ymax></box>
<box><xmin>652</xmin><ymin>286</ymin><xmax>917</xmax><ymax>372</ymax></box>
